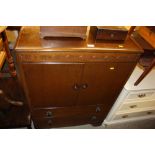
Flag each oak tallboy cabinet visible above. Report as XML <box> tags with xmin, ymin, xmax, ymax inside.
<box><xmin>15</xmin><ymin>27</ymin><xmax>143</xmax><ymax>128</ymax></box>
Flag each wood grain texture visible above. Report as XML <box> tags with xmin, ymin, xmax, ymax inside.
<box><xmin>15</xmin><ymin>26</ymin><xmax>143</xmax><ymax>128</ymax></box>
<box><xmin>77</xmin><ymin>62</ymin><xmax>136</xmax><ymax>106</ymax></box>
<box><xmin>32</xmin><ymin>104</ymin><xmax>106</xmax><ymax>118</ymax></box>
<box><xmin>40</xmin><ymin>26</ymin><xmax>87</xmax><ymax>39</ymax></box>
<box><xmin>17</xmin><ymin>52</ymin><xmax>140</xmax><ymax>63</ymax></box>
<box><xmin>15</xmin><ymin>26</ymin><xmax>143</xmax><ymax>53</ymax></box>
<box><xmin>21</xmin><ymin>63</ymin><xmax>84</xmax><ymax>108</ymax></box>
<box><xmin>93</xmin><ymin>26</ymin><xmax>128</xmax><ymax>41</ymax></box>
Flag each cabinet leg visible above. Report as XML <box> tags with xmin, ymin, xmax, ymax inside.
<box><xmin>27</xmin><ymin>125</ymin><xmax>32</xmax><ymax>129</ymax></box>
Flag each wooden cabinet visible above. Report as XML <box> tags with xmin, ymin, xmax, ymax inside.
<box><xmin>21</xmin><ymin>62</ymin><xmax>135</xmax><ymax>108</ymax></box>
<box><xmin>15</xmin><ymin>27</ymin><xmax>143</xmax><ymax>128</ymax></box>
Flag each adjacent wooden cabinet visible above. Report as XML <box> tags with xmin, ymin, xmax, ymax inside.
<box><xmin>15</xmin><ymin>27</ymin><xmax>143</xmax><ymax>128</ymax></box>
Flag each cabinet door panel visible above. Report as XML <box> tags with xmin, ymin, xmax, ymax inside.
<box><xmin>77</xmin><ymin>62</ymin><xmax>136</xmax><ymax>108</ymax></box>
<box><xmin>22</xmin><ymin>63</ymin><xmax>83</xmax><ymax>108</ymax></box>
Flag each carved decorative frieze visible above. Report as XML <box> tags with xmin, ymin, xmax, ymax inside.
<box><xmin>17</xmin><ymin>52</ymin><xmax>140</xmax><ymax>63</ymax></box>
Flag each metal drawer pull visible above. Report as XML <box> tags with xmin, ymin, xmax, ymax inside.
<box><xmin>122</xmin><ymin>115</ymin><xmax>128</xmax><ymax>118</ymax></box>
<box><xmin>82</xmin><ymin>84</ymin><xmax>88</xmax><ymax>89</ymax></box>
<box><xmin>91</xmin><ymin>116</ymin><xmax>97</xmax><ymax>121</ymax></box>
<box><xmin>130</xmin><ymin>105</ymin><xmax>137</xmax><ymax>108</ymax></box>
<box><xmin>46</xmin><ymin>111</ymin><xmax>52</xmax><ymax>117</ymax></box>
<box><xmin>96</xmin><ymin>106</ymin><xmax>101</xmax><ymax>112</ymax></box>
<box><xmin>138</xmin><ymin>93</ymin><xmax>146</xmax><ymax>98</ymax></box>
<box><xmin>147</xmin><ymin>111</ymin><xmax>152</xmax><ymax>115</ymax></box>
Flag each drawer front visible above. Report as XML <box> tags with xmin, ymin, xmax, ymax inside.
<box><xmin>118</xmin><ymin>100</ymin><xmax>155</xmax><ymax>112</ymax></box>
<box><xmin>125</xmin><ymin>90</ymin><xmax>155</xmax><ymax>101</ymax></box>
<box><xmin>17</xmin><ymin>52</ymin><xmax>140</xmax><ymax>63</ymax></box>
<box><xmin>33</xmin><ymin>114</ymin><xmax>104</xmax><ymax>128</ymax></box>
<box><xmin>96</xmin><ymin>31</ymin><xmax>127</xmax><ymax>41</ymax></box>
<box><xmin>113</xmin><ymin>109</ymin><xmax>155</xmax><ymax>121</ymax></box>
<box><xmin>32</xmin><ymin>104</ymin><xmax>106</xmax><ymax>119</ymax></box>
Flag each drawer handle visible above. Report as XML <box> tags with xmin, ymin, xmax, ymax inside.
<box><xmin>130</xmin><ymin>105</ymin><xmax>137</xmax><ymax>109</ymax></box>
<box><xmin>73</xmin><ymin>84</ymin><xmax>80</xmax><ymax>91</ymax></box>
<box><xmin>96</xmin><ymin>106</ymin><xmax>101</xmax><ymax>112</ymax></box>
<box><xmin>122</xmin><ymin>115</ymin><xmax>128</xmax><ymax>118</ymax></box>
<box><xmin>147</xmin><ymin>111</ymin><xmax>152</xmax><ymax>115</ymax></box>
<box><xmin>138</xmin><ymin>93</ymin><xmax>146</xmax><ymax>98</ymax></box>
<box><xmin>91</xmin><ymin>116</ymin><xmax>97</xmax><ymax>121</ymax></box>
<box><xmin>46</xmin><ymin>111</ymin><xmax>52</xmax><ymax>117</ymax></box>
<box><xmin>82</xmin><ymin>84</ymin><xmax>88</xmax><ymax>89</ymax></box>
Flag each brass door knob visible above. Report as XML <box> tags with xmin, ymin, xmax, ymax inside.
<box><xmin>82</xmin><ymin>84</ymin><xmax>88</xmax><ymax>89</ymax></box>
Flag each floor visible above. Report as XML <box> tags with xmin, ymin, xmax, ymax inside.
<box><xmin>61</xmin><ymin>117</ymin><xmax>155</xmax><ymax>129</ymax></box>
<box><xmin>26</xmin><ymin>117</ymin><xmax>155</xmax><ymax>129</ymax></box>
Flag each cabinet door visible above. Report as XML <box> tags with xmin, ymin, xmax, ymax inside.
<box><xmin>22</xmin><ymin>63</ymin><xmax>83</xmax><ymax>108</ymax></box>
<box><xmin>77</xmin><ymin>62</ymin><xmax>136</xmax><ymax>108</ymax></box>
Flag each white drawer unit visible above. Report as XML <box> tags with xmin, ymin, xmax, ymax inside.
<box><xmin>103</xmin><ymin>64</ymin><xmax>155</xmax><ymax>128</ymax></box>
<box><xmin>125</xmin><ymin>90</ymin><xmax>155</xmax><ymax>101</ymax></box>
<box><xmin>113</xmin><ymin>107</ymin><xmax>155</xmax><ymax>121</ymax></box>
<box><xmin>118</xmin><ymin>99</ymin><xmax>155</xmax><ymax>112</ymax></box>
<box><xmin>104</xmin><ymin>88</ymin><xmax>155</xmax><ymax>122</ymax></box>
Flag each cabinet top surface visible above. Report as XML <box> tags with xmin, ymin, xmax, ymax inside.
<box><xmin>15</xmin><ymin>26</ymin><xmax>143</xmax><ymax>53</ymax></box>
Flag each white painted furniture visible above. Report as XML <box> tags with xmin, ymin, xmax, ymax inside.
<box><xmin>103</xmin><ymin>64</ymin><xmax>155</xmax><ymax>127</ymax></box>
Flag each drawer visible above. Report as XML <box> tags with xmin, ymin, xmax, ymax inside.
<box><xmin>96</xmin><ymin>30</ymin><xmax>127</xmax><ymax>41</ymax></box>
<box><xmin>118</xmin><ymin>100</ymin><xmax>155</xmax><ymax>111</ymax></box>
<box><xmin>113</xmin><ymin>108</ymin><xmax>155</xmax><ymax>121</ymax></box>
<box><xmin>32</xmin><ymin>104</ymin><xmax>106</xmax><ymax>119</ymax></box>
<box><xmin>138</xmin><ymin>26</ymin><xmax>155</xmax><ymax>48</ymax></box>
<box><xmin>33</xmin><ymin>114</ymin><xmax>104</xmax><ymax>128</ymax></box>
<box><xmin>125</xmin><ymin>90</ymin><xmax>155</xmax><ymax>101</ymax></box>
